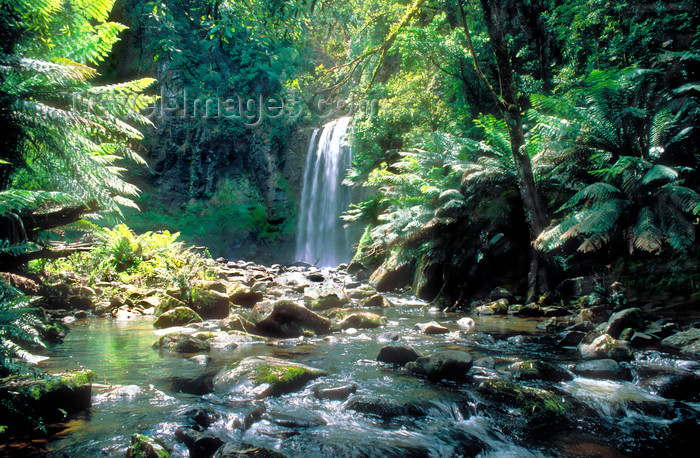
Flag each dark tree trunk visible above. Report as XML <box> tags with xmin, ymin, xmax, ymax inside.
<box><xmin>479</xmin><ymin>0</ymin><xmax>550</xmax><ymax>300</ymax></box>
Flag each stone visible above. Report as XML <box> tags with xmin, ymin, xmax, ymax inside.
<box><xmin>414</xmin><ymin>321</ymin><xmax>449</xmax><ymax>335</ymax></box>
<box><xmin>175</xmin><ymin>428</ymin><xmax>224</xmax><ymax>458</ymax></box>
<box><xmin>227</xmin><ymin>284</ymin><xmax>264</xmax><ymax>308</ymax></box>
<box><xmin>153</xmin><ymin>307</ymin><xmax>202</xmax><ymax>328</ymax></box>
<box><xmin>307</xmin><ymin>293</ymin><xmax>349</xmax><ymax>311</ymax></box>
<box><xmin>213</xmin><ymin>356</ymin><xmax>327</xmax><ymax>398</ymax></box>
<box><xmin>377</xmin><ymin>345</ymin><xmax>422</xmax><ymax>366</ymax></box>
<box><xmin>662</xmin><ymin>328</ymin><xmax>700</xmax><ymax>357</ymax></box>
<box><xmin>313</xmin><ymin>383</ymin><xmax>358</xmax><ymax>401</ymax></box>
<box><xmin>518</xmin><ymin>303</ymin><xmax>544</xmax><ymax>317</ymax></box>
<box><xmin>473</xmin><ymin>299</ymin><xmax>509</xmax><ymax>315</ymax></box>
<box><xmin>155</xmin><ymin>295</ymin><xmax>187</xmax><ymax>316</ymax></box>
<box><xmin>346</xmin><ymin>396</ymin><xmax>425</xmax><ymax>419</ymax></box>
<box><xmin>488</xmin><ymin>287</ymin><xmax>514</xmax><ymax>301</ymax></box>
<box><xmin>377</xmin><ymin>331</ymin><xmax>400</xmax><ymax>342</ymax></box>
<box><xmin>557</xmin><ymin>330</ymin><xmax>585</xmax><ymax>348</ymax></box>
<box><xmin>220</xmin><ymin>314</ymin><xmax>257</xmax><ymax>334</ymax></box>
<box><xmin>192</xmin><ymin>288</ymin><xmax>230</xmax><ymax>319</ymax></box>
<box><xmin>477</xmin><ymin>378</ymin><xmax>568</xmax><ymax>422</ymax></box>
<box><xmin>637</xmin><ymin>365</ymin><xmax>700</xmax><ymax>401</ymax></box>
<box><xmin>405</xmin><ymin>350</ymin><xmax>473</xmax><ymax>381</ymax></box>
<box><xmin>571</xmin><ymin>359</ymin><xmax>632</xmax><ymax>381</ymax></box>
<box><xmin>69</xmin><ymin>295</ymin><xmax>93</xmax><ymax>310</ymax></box>
<box><xmin>152</xmin><ymin>333</ymin><xmax>210</xmax><ymax>353</ymax></box>
<box><xmin>578</xmin><ymin>334</ymin><xmax>633</xmax><ymax>362</ymax></box>
<box><xmin>213</xmin><ymin>442</ymin><xmax>287</xmax><ymax>457</ymax></box>
<box><xmin>509</xmin><ymin>360</ymin><xmax>573</xmax><ymax>382</ymax></box>
<box><xmin>606</xmin><ymin>307</ymin><xmax>645</xmax><ymax>339</ymax></box>
<box><xmin>359</xmin><ymin>294</ymin><xmax>394</xmax><ymax>308</ymax></box>
<box><xmin>339</xmin><ymin>312</ymin><xmax>386</xmax><ymax>329</ymax></box>
<box><xmin>126</xmin><ymin>434</ymin><xmax>170</xmax><ymax>458</ymax></box>
<box><xmin>457</xmin><ymin>317</ymin><xmax>475</xmax><ymax>329</ymax></box>
<box><xmin>369</xmin><ymin>251</ymin><xmax>415</xmax><ymax>292</ymax></box>
<box><xmin>249</xmin><ymin>300</ymin><xmax>332</xmax><ymax>337</ymax></box>
<box><xmin>542</xmin><ymin>306</ymin><xmax>570</xmax><ymax>317</ymax></box>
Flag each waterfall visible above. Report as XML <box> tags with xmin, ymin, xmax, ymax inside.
<box><xmin>296</xmin><ymin>117</ymin><xmax>353</xmax><ymax>267</ymax></box>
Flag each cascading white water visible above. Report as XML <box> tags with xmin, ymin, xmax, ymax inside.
<box><xmin>296</xmin><ymin>117</ymin><xmax>353</xmax><ymax>267</ymax></box>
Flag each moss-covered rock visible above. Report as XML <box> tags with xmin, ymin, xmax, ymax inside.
<box><xmin>405</xmin><ymin>350</ymin><xmax>473</xmax><ymax>381</ymax></box>
<box><xmin>192</xmin><ymin>288</ymin><xmax>230</xmax><ymax>319</ymax></box>
<box><xmin>227</xmin><ymin>283</ymin><xmax>264</xmax><ymax>308</ymax></box>
<box><xmin>578</xmin><ymin>333</ymin><xmax>633</xmax><ymax>361</ymax></box>
<box><xmin>213</xmin><ymin>356</ymin><xmax>327</xmax><ymax>398</ymax></box>
<box><xmin>509</xmin><ymin>360</ymin><xmax>573</xmax><ymax>382</ymax></box>
<box><xmin>152</xmin><ymin>333</ymin><xmax>211</xmax><ymax>353</ymax></box>
<box><xmin>477</xmin><ymin>378</ymin><xmax>568</xmax><ymax>422</ymax></box>
<box><xmin>369</xmin><ymin>250</ymin><xmax>416</xmax><ymax>292</ymax></box>
<box><xmin>359</xmin><ymin>294</ymin><xmax>394</xmax><ymax>308</ymax></box>
<box><xmin>126</xmin><ymin>433</ymin><xmax>171</xmax><ymax>458</ymax></box>
<box><xmin>154</xmin><ymin>295</ymin><xmax>187</xmax><ymax>316</ymax></box>
<box><xmin>220</xmin><ymin>314</ymin><xmax>257</xmax><ymax>333</ymax></box>
<box><xmin>0</xmin><ymin>370</ymin><xmax>94</xmax><ymax>435</ymax></box>
<box><xmin>339</xmin><ymin>311</ymin><xmax>386</xmax><ymax>329</ymax></box>
<box><xmin>249</xmin><ymin>300</ymin><xmax>332</xmax><ymax>337</ymax></box>
<box><xmin>306</xmin><ymin>293</ymin><xmax>349</xmax><ymax>311</ymax></box>
<box><xmin>472</xmin><ymin>299</ymin><xmax>509</xmax><ymax>315</ymax></box>
<box><xmin>153</xmin><ymin>306</ymin><xmax>202</xmax><ymax>329</ymax></box>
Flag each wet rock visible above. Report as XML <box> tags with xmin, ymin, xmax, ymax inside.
<box><xmin>126</xmin><ymin>433</ymin><xmax>171</xmax><ymax>458</ymax></box>
<box><xmin>0</xmin><ymin>370</ymin><xmax>94</xmax><ymax>435</ymax></box>
<box><xmin>189</xmin><ymin>355</ymin><xmax>212</xmax><ymax>365</ymax></box>
<box><xmin>153</xmin><ymin>307</ymin><xmax>202</xmax><ymax>329</ymax></box>
<box><xmin>200</xmin><ymin>280</ymin><xmax>228</xmax><ymax>294</ymax></box>
<box><xmin>152</xmin><ymin>333</ymin><xmax>210</xmax><ymax>353</ymax></box>
<box><xmin>346</xmin><ymin>396</ymin><xmax>425</xmax><ymax>418</ymax></box>
<box><xmin>312</xmin><ymin>383</ymin><xmax>358</xmax><ymax>401</ymax></box>
<box><xmin>227</xmin><ymin>284</ymin><xmax>264</xmax><ymax>308</ymax></box>
<box><xmin>377</xmin><ymin>345</ymin><xmax>422</xmax><ymax>366</ymax></box>
<box><xmin>192</xmin><ymin>288</ymin><xmax>230</xmax><ymax>319</ymax></box>
<box><xmin>176</xmin><ymin>428</ymin><xmax>224</xmax><ymax>458</ymax></box>
<box><xmin>220</xmin><ymin>314</ymin><xmax>257</xmax><ymax>334</ymax></box>
<box><xmin>472</xmin><ymin>299</ymin><xmax>509</xmax><ymax>315</ymax></box>
<box><xmin>369</xmin><ymin>251</ymin><xmax>415</xmax><ymax>292</ymax></box>
<box><xmin>557</xmin><ymin>330</ymin><xmax>585</xmax><ymax>347</ymax></box>
<box><xmin>518</xmin><ymin>303</ymin><xmax>544</xmax><ymax>317</ymax></box>
<box><xmin>69</xmin><ymin>295</ymin><xmax>93</xmax><ymax>310</ymax></box>
<box><xmin>306</xmin><ymin>273</ymin><xmax>325</xmax><ymax>282</ymax></box>
<box><xmin>405</xmin><ymin>350</ymin><xmax>473</xmax><ymax>381</ymax></box>
<box><xmin>457</xmin><ymin>317</ymin><xmax>475</xmax><ymax>329</ymax></box>
<box><xmin>571</xmin><ymin>359</ymin><xmax>632</xmax><ymax>381</ymax></box>
<box><xmin>477</xmin><ymin>378</ymin><xmax>568</xmax><ymax>422</ymax></box>
<box><xmin>473</xmin><ymin>357</ymin><xmax>495</xmax><ymax>369</ymax></box>
<box><xmin>346</xmin><ymin>261</ymin><xmax>367</xmax><ymax>275</ymax></box>
<box><xmin>414</xmin><ymin>321</ymin><xmax>449</xmax><ymax>334</ymax></box>
<box><xmin>249</xmin><ymin>300</ymin><xmax>332</xmax><ymax>337</ymax></box>
<box><xmin>606</xmin><ymin>307</ymin><xmax>645</xmax><ymax>339</ymax></box>
<box><xmin>307</xmin><ymin>293</ymin><xmax>348</xmax><ymax>311</ymax></box>
<box><xmin>578</xmin><ymin>333</ymin><xmax>633</xmax><ymax>362</ymax></box>
<box><xmin>626</xmin><ymin>331</ymin><xmax>658</xmax><ymax>348</ymax></box>
<box><xmin>213</xmin><ymin>442</ymin><xmax>287</xmax><ymax>457</ymax></box>
<box><xmin>154</xmin><ymin>295</ymin><xmax>186</xmax><ymax>316</ymax></box>
<box><xmin>213</xmin><ymin>356</ymin><xmax>327</xmax><ymax>398</ymax></box>
<box><xmin>574</xmin><ymin>306</ymin><xmax>610</xmax><ymax>326</ymax></box>
<box><xmin>186</xmin><ymin>406</ymin><xmax>221</xmax><ymax>429</ymax></box>
<box><xmin>542</xmin><ymin>306</ymin><xmax>570</xmax><ymax>317</ymax></box>
<box><xmin>488</xmin><ymin>287</ymin><xmax>514</xmax><ymax>302</ymax></box>
<box><xmin>510</xmin><ymin>360</ymin><xmax>573</xmax><ymax>382</ymax></box>
<box><xmin>339</xmin><ymin>311</ymin><xmax>386</xmax><ymax>329</ymax></box>
<box><xmin>377</xmin><ymin>331</ymin><xmax>400</xmax><ymax>342</ymax></box>
<box><xmin>359</xmin><ymin>294</ymin><xmax>394</xmax><ymax>308</ymax></box>
<box><xmin>637</xmin><ymin>365</ymin><xmax>700</xmax><ymax>401</ymax></box>
<box><xmin>661</xmin><ymin>328</ymin><xmax>700</xmax><ymax>357</ymax></box>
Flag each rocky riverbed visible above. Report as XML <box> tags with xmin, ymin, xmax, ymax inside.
<box><xmin>3</xmin><ymin>259</ymin><xmax>700</xmax><ymax>457</ymax></box>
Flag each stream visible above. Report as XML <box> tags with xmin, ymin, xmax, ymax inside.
<box><xmin>33</xmin><ymin>290</ymin><xmax>700</xmax><ymax>457</ymax></box>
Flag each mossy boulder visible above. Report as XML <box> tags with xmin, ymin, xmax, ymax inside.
<box><xmin>359</xmin><ymin>294</ymin><xmax>394</xmax><ymax>308</ymax></box>
<box><xmin>152</xmin><ymin>333</ymin><xmax>211</xmax><ymax>353</ymax></box>
<box><xmin>509</xmin><ymin>360</ymin><xmax>573</xmax><ymax>382</ymax></box>
<box><xmin>0</xmin><ymin>370</ymin><xmax>94</xmax><ymax>435</ymax></box>
<box><xmin>662</xmin><ymin>328</ymin><xmax>700</xmax><ymax>358</ymax></box>
<box><xmin>472</xmin><ymin>299</ymin><xmax>509</xmax><ymax>315</ymax></box>
<box><xmin>339</xmin><ymin>311</ymin><xmax>386</xmax><ymax>329</ymax></box>
<box><xmin>213</xmin><ymin>442</ymin><xmax>287</xmax><ymax>457</ymax></box>
<box><xmin>249</xmin><ymin>300</ymin><xmax>332</xmax><ymax>337</ymax></box>
<box><xmin>306</xmin><ymin>293</ymin><xmax>349</xmax><ymax>311</ymax></box>
<box><xmin>126</xmin><ymin>434</ymin><xmax>171</xmax><ymax>458</ymax></box>
<box><xmin>220</xmin><ymin>314</ymin><xmax>257</xmax><ymax>333</ymax></box>
<box><xmin>369</xmin><ymin>250</ymin><xmax>416</xmax><ymax>292</ymax></box>
<box><xmin>605</xmin><ymin>307</ymin><xmax>645</xmax><ymax>339</ymax></box>
<box><xmin>155</xmin><ymin>295</ymin><xmax>187</xmax><ymax>316</ymax></box>
<box><xmin>213</xmin><ymin>356</ymin><xmax>327</xmax><ymax>398</ymax></box>
<box><xmin>228</xmin><ymin>283</ymin><xmax>264</xmax><ymax>308</ymax></box>
<box><xmin>405</xmin><ymin>350</ymin><xmax>473</xmax><ymax>381</ymax></box>
<box><xmin>477</xmin><ymin>378</ymin><xmax>568</xmax><ymax>422</ymax></box>
<box><xmin>153</xmin><ymin>307</ymin><xmax>202</xmax><ymax>329</ymax></box>
<box><xmin>192</xmin><ymin>288</ymin><xmax>230</xmax><ymax>319</ymax></box>
<box><xmin>578</xmin><ymin>333</ymin><xmax>633</xmax><ymax>361</ymax></box>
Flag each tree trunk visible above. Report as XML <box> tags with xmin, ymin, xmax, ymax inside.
<box><xmin>480</xmin><ymin>0</ymin><xmax>550</xmax><ymax>300</ymax></box>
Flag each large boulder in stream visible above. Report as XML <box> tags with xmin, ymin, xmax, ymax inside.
<box><xmin>213</xmin><ymin>356</ymin><xmax>327</xmax><ymax>398</ymax></box>
<box><xmin>477</xmin><ymin>379</ymin><xmax>569</xmax><ymax>423</ymax></box>
<box><xmin>605</xmin><ymin>307</ymin><xmax>645</xmax><ymax>339</ymax></box>
<box><xmin>192</xmin><ymin>288</ymin><xmax>230</xmax><ymax>319</ymax></box>
<box><xmin>0</xmin><ymin>370</ymin><xmax>95</xmax><ymax>436</ymax></box>
<box><xmin>249</xmin><ymin>300</ymin><xmax>332</xmax><ymax>337</ymax></box>
<box><xmin>377</xmin><ymin>345</ymin><xmax>422</xmax><ymax>366</ymax></box>
<box><xmin>662</xmin><ymin>328</ymin><xmax>700</xmax><ymax>358</ymax></box>
<box><xmin>153</xmin><ymin>307</ymin><xmax>202</xmax><ymax>328</ymax></box>
<box><xmin>152</xmin><ymin>333</ymin><xmax>211</xmax><ymax>353</ymax></box>
<box><xmin>369</xmin><ymin>251</ymin><xmax>415</xmax><ymax>292</ymax></box>
<box><xmin>571</xmin><ymin>359</ymin><xmax>632</xmax><ymax>381</ymax></box>
<box><xmin>578</xmin><ymin>333</ymin><xmax>633</xmax><ymax>361</ymax></box>
<box><xmin>339</xmin><ymin>311</ymin><xmax>386</xmax><ymax>329</ymax></box>
<box><xmin>405</xmin><ymin>350</ymin><xmax>473</xmax><ymax>381</ymax></box>
<box><xmin>227</xmin><ymin>283</ymin><xmax>264</xmax><ymax>308</ymax></box>
<box><xmin>509</xmin><ymin>360</ymin><xmax>573</xmax><ymax>382</ymax></box>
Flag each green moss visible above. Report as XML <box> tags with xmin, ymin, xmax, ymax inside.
<box><xmin>478</xmin><ymin>379</ymin><xmax>567</xmax><ymax>421</ymax></box>
<box><xmin>253</xmin><ymin>364</ymin><xmax>312</xmax><ymax>386</ymax></box>
<box><xmin>129</xmin><ymin>433</ymin><xmax>171</xmax><ymax>458</ymax></box>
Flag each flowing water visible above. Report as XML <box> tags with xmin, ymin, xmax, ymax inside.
<box><xmin>296</xmin><ymin>117</ymin><xmax>354</xmax><ymax>267</ymax></box>
<box><xmin>28</xmin><ymin>291</ymin><xmax>699</xmax><ymax>458</ymax></box>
